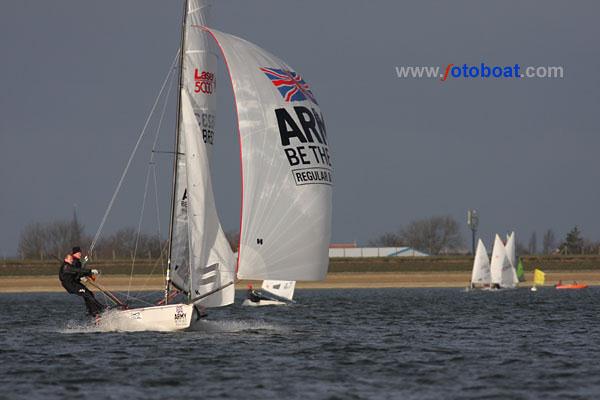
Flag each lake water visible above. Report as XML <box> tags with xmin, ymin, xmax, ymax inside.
<box><xmin>1</xmin><ymin>288</ymin><xmax>599</xmax><ymax>399</ymax></box>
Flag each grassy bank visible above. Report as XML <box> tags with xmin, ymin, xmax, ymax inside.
<box><xmin>1</xmin><ymin>255</ymin><xmax>600</xmax><ymax>276</ymax></box>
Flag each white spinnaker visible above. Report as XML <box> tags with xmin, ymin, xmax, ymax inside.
<box><xmin>471</xmin><ymin>239</ymin><xmax>491</xmax><ymax>285</ymax></box>
<box><xmin>261</xmin><ymin>280</ymin><xmax>296</xmax><ymax>301</ymax></box>
<box><xmin>181</xmin><ymin>90</ymin><xmax>235</xmax><ymax>307</ymax></box>
<box><xmin>201</xmin><ymin>28</ymin><xmax>332</xmax><ymax>281</ymax></box>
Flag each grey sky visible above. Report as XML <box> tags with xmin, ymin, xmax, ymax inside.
<box><xmin>1</xmin><ymin>0</ymin><xmax>599</xmax><ymax>256</ymax></box>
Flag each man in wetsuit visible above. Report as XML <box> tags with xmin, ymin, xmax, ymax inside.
<box><xmin>59</xmin><ymin>247</ymin><xmax>103</xmax><ymax>317</ymax></box>
<box><xmin>246</xmin><ymin>284</ymin><xmax>262</xmax><ymax>303</ymax></box>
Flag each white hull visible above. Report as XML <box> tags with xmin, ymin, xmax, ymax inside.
<box><xmin>488</xmin><ymin>286</ymin><xmax>517</xmax><ymax>291</ymax></box>
<box><xmin>241</xmin><ymin>299</ymin><xmax>288</xmax><ymax>307</ymax></box>
<box><xmin>97</xmin><ymin>304</ymin><xmax>196</xmax><ymax>331</ymax></box>
<box><xmin>467</xmin><ymin>286</ymin><xmax>494</xmax><ymax>291</ymax></box>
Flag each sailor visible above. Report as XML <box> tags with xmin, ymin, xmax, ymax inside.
<box><xmin>246</xmin><ymin>284</ymin><xmax>262</xmax><ymax>303</ymax></box>
<box><xmin>58</xmin><ymin>248</ymin><xmax>103</xmax><ymax>317</ymax></box>
<box><xmin>71</xmin><ymin>246</ymin><xmax>85</xmax><ymax>269</ymax></box>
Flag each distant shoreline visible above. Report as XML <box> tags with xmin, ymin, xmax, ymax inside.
<box><xmin>1</xmin><ymin>271</ymin><xmax>599</xmax><ymax>293</ymax></box>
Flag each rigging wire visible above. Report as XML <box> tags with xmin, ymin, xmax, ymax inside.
<box><xmin>127</xmin><ymin>65</ymin><xmax>178</xmax><ymax>297</ymax></box>
<box><xmin>88</xmin><ymin>49</ymin><xmax>180</xmax><ymax>256</ymax></box>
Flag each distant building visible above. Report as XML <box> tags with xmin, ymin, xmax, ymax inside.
<box><xmin>328</xmin><ymin>244</ymin><xmax>428</xmax><ymax>258</ymax></box>
<box><xmin>329</xmin><ymin>242</ymin><xmax>357</xmax><ymax>249</ymax></box>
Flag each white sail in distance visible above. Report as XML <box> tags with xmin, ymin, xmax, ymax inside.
<box><xmin>199</xmin><ymin>28</ymin><xmax>333</xmax><ymax>281</ymax></box>
<box><xmin>504</xmin><ymin>231</ymin><xmax>519</xmax><ymax>285</ymax></box>
<box><xmin>471</xmin><ymin>239</ymin><xmax>491</xmax><ymax>286</ymax></box>
<box><xmin>169</xmin><ymin>1</ymin><xmax>235</xmax><ymax>307</ymax></box>
<box><xmin>505</xmin><ymin>232</ymin><xmax>515</xmax><ymax>268</ymax></box>
<box><xmin>490</xmin><ymin>234</ymin><xmax>516</xmax><ymax>288</ymax></box>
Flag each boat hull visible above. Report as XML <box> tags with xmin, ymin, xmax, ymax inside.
<box><xmin>241</xmin><ymin>299</ymin><xmax>287</xmax><ymax>307</ymax></box>
<box><xmin>98</xmin><ymin>304</ymin><xmax>196</xmax><ymax>331</ymax></box>
<box><xmin>555</xmin><ymin>284</ymin><xmax>588</xmax><ymax>290</ymax></box>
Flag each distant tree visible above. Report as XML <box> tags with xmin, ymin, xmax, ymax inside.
<box><xmin>516</xmin><ymin>240</ymin><xmax>529</xmax><ymax>255</ymax></box>
<box><xmin>542</xmin><ymin>229</ymin><xmax>557</xmax><ymax>254</ymax></box>
<box><xmin>93</xmin><ymin>228</ymin><xmax>163</xmax><ymax>259</ymax></box>
<box><xmin>559</xmin><ymin>226</ymin><xmax>584</xmax><ymax>255</ymax></box>
<box><xmin>582</xmin><ymin>239</ymin><xmax>600</xmax><ymax>255</ymax></box>
<box><xmin>367</xmin><ymin>232</ymin><xmax>403</xmax><ymax>247</ymax></box>
<box><xmin>18</xmin><ymin>215</ymin><xmax>89</xmax><ymax>260</ymax></box>
<box><xmin>69</xmin><ymin>207</ymin><xmax>85</xmax><ymax>246</ymax></box>
<box><xmin>399</xmin><ymin>215</ymin><xmax>463</xmax><ymax>255</ymax></box>
<box><xmin>528</xmin><ymin>231</ymin><xmax>537</xmax><ymax>255</ymax></box>
<box><xmin>18</xmin><ymin>222</ymin><xmax>47</xmax><ymax>259</ymax></box>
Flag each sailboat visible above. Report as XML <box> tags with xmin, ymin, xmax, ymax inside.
<box><xmin>242</xmin><ymin>280</ymin><xmax>296</xmax><ymax>307</ymax></box>
<box><xmin>504</xmin><ymin>231</ymin><xmax>520</xmax><ymax>286</ymax></box>
<box><xmin>469</xmin><ymin>239</ymin><xmax>491</xmax><ymax>289</ymax></box>
<box><xmin>531</xmin><ymin>268</ymin><xmax>545</xmax><ymax>291</ymax></box>
<box><xmin>92</xmin><ymin>0</ymin><xmax>332</xmax><ymax>330</ymax></box>
<box><xmin>490</xmin><ymin>234</ymin><xmax>517</xmax><ymax>289</ymax></box>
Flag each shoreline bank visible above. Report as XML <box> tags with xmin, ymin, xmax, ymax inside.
<box><xmin>1</xmin><ymin>271</ymin><xmax>599</xmax><ymax>293</ymax></box>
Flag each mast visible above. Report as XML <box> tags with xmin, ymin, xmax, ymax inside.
<box><xmin>165</xmin><ymin>0</ymin><xmax>189</xmax><ymax>304</ymax></box>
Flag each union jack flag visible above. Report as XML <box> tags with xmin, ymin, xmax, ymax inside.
<box><xmin>260</xmin><ymin>67</ymin><xmax>318</xmax><ymax>104</ymax></box>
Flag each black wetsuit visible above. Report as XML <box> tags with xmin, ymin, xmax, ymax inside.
<box><xmin>59</xmin><ymin>260</ymin><xmax>103</xmax><ymax>316</ymax></box>
<box><xmin>247</xmin><ymin>289</ymin><xmax>262</xmax><ymax>303</ymax></box>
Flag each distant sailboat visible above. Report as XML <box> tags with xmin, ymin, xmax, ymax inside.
<box><xmin>469</xmin><ymin>239</ymin><xmax>491</xmax><ymax>289</ymax></box>
<box><xmin>490</xmin><ymin>234</ymin><xmax>517</xmax><ymax>289</ymax></box>
<box><xmin>242</xmin><ymin>280</ymin><xmax>296</xmax><ymax>307</ymax></box>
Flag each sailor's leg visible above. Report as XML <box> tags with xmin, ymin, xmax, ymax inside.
<box><xmin>73</xmin><ymin>283</ymin><xmax>103</xmax><ymax>316</ymax></box>
<box><xmin>83</xmin><ymin>288</ymin><xmax>104</xmax><ymax>316</ymax></box>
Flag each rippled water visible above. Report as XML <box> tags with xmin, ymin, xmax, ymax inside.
<box><xmin>1</xmin><ymin>288</ymin><xmax>600</xmax><ymax>399</ymax></box>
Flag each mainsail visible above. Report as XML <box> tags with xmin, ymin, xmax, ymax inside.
<box><xmin>490</xmin><ymin>234</ymin><xmax>516</xmax><ymax>288</ymax></box>
<box><xmin>169</xmin><ymin>1</ymin><xmax>235</xmax><ymax>307</ymax></box>
<box><xmin>471</xmin><ymin>239</ymin><xmax>491</xmax><ymax>285</ymax></box>
<box><xmin>200</xmin><ymin>28</ymin><xmax>333</xmax><ymax>281</ymax></box>
<box><xmin>505</xmin><ymin>231</ymin><xmax>519</xmax><ymax>285</ymax></box>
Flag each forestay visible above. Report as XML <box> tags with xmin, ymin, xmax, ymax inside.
<box><xmin>169</xmin><ymin>1</ymin><xmax>235</xmax><ymax>307</ymax></box>
<box><xmin>201</xmin><ymin>28</ymin><xmax>333</xmax><ymax>281</ymax></box>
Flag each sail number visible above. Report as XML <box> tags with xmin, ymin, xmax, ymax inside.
<box><xmin>195</xmin><ymin>112</ymin><xmax>215</xmax><ymax>145</ymax></box>
<box><xmin>203</xmin><ymin>129</ymin><xmax>214</xmax><ymax>145</ymax></box>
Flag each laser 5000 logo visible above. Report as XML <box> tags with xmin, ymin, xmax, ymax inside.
<box><xmin>194</xmin><ymin>69</ymin><xmax>214</xmax><ymax>94</ymax></box>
